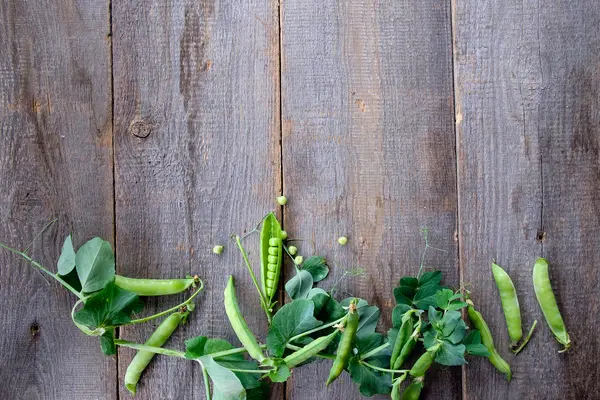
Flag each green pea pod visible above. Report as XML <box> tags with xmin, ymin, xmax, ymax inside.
<box><xmin>224</xmin><ymin>276</ymin><xmax>266</xmax><ymax>362</ymax></box>
<box><xmin>390</xmin><ymin>316</ymin><xmax>414</xmax><ymax>369</ymax></box>
<box><xmin>491</xmin><ymin>262</ymin><xmax>523</xmax><ymax>346</ymax></box>
<box><xmin>115</xmin><ymin>275</ymin><xmax>195</xmax><ymax>296</ymax></box>
<box><xmin>533</xmin><ymin>258</ymin><xmax>571</xmax><ymax>352</ymax></box>
<box><xmin>326</xmin><ymin>300</ymin><xmax>359</xmax><ymax>386</ymax></box>
<box><xmin>401</xmin><ymin>380</ymin><xmax>424</xmax><ymax>400</ymax></box>
<box><xmin>124</xmin><ymin>311</ymin><xmax>186</xmax><ymax>395</ymax></box>
<box><xmin>260</xmin><ymin>213</ymin><xmax>283</xmax><ymax>304</ymax></box>
<box><xmin>467</xmin><ymin>300</ymin><xmax>512</xmax><ymax>380</ymax></box>
<box><xmin>393</xmin><ymin>334</ymin><xmax>418</xmax><ymax>371</ymax></box>
<box><xmin>284</xmin><ymin>330</ymin><xmax>339</xmax><ymax>368</ymax></box>
<box><xmin>409</xmin><ymin>348</ymin><xmax>438</xmax><ymax>378</ymax></box>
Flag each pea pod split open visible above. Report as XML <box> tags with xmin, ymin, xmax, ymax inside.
<box><xmin>260</xmin><ymin>213</ymin><xmax>283</xmax><ymax>307</ymax></box>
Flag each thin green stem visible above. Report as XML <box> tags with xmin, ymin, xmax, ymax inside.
<box><xmin>0</xmin><ymin>242</ymin><xmax>85</xmax><ymax>300</ymax></box>
<box><xmin>360</xmin><ymin>342</ymin><xmax>390</xmax><ymax>360</ymax></box>
<box><xmin>126</xmin><ymin>279</ymin><xmax>204</xmax><ymax>325</ymax></box>
<box><xmin>286</xmin><ymin>344</ymin><xmax>335</xmax><ymax>360</ymax></box>
<box><xmin>228</xmin><ymin>368</ymin><xmax>274</xmax><ymax>374</ymax></box>
<box><xmin>417</xmin><ymin>228</ymin><xmax>429</xmax><ymax>279</ymax></box>
<box><xmin>289</xmin><ymin>316</ymin><xmax>345</xmax><ymax>343</ymax></box>
<box><xmin>114</xmin><ymin>339</ymin><xmax>187</xmax><ymax>358</ymax></box>
<box><xmin>201</xmin><ymin>365</ymin><xmax>212</xmax><ymax>400</ymax></box>
<box><xmin>23</xmin><ymin>218</ymin><xmax>58</xmax><ymax>254</ymax></box>
<box><xmin>360</xmin><ymin>361</ymin><xmax>409</xmax><ymax>375</ymax></box>
<box><xmin>512</xmin><ymin>320</ymin><xmax>538</xmax><ymax>355</ymax></box>
<box><xmin>234</xmin><ymin>235</ymin><xmax>271</xmax><ymax>323</ymax></box>
<box><xmin>208</xmin><ymin>344</ymin><xmax>265</xmax><ymax>360</ymax></box>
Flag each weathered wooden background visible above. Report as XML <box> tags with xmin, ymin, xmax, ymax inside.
<box><xmin>1</xmin><ymin>0</ymin><xmax>598</xmax><ymax>399</ymax></box>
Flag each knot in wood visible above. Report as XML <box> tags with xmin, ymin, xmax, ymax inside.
<box><xmin>129</xmin><ymin>120</ymin><xmax>152</xmax><ymax>138</ymax></box>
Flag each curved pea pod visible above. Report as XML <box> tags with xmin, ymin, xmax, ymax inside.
<box><xmin>393</xmin><ymin>334</ymin><xmax>418</xmax><ymax>371</ymax></box>
<box><xmin>467</xmin><ymin>300</ymin><xmax>512</xmax><ymax>380</ymax></box>
<box><xmin>224</xmin><ymin>276</ymin><xmax>266</xmax><ymax>362</ymax></box>
<box><xmin>326</xmin><ymin>301</ymin><xmax>359</xmax><ymax>386</ymax></box>
<box><xmin>260</xmin><ymin>213</ymin><xmax>283</xmax><ymax>304</ymax></box>
<box><xmin>401</xmin><ymin>381</ymin><xmax>424</xmax><ymax>400</ymax></box>
<box><xmin>390</xmin><ymin>316</ymin><xmax>414</xmax><ymax>369</ymax></box>
<box><xmin>284</xmin><ymin>330</ymin><xmax>339</xmax><ymax>368</ymax></box>
<box><xmin>409</xmin><ymin>348</ymin><xmax>437</xmax><ymax>378</ymax></box>
<box><xmin>124</xmin><ymin>311</ymin><xmax>185</xmax><ymax>395</ymax></box>
<box><xmin>533</xmin><ymin>258</ymin><xmax>571</xmax><ymax>352</ymax></box>
<box><xmin>114</xmin><ymin>275</ymin><xmax>195</xmax><ymax>296</ymax></box>
<box><xmin>491</xmin><ymin>262</ymin><xmax>523</xmax><ymax>346</ymax></box>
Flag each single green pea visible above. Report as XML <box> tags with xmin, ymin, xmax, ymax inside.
<box><xmin>277</xmin><ymin>195</ymin><xmax>288</xmax><ymax>205</ymax></box>
<box><xmin>338</xmin><ymin>236</ymin><xmax>348</xmax><ymax>245</ymax></box>
<box><xmin>280</xmin><ymin>230</ymin><xmax>288</xmax><ymax>240</ymax></box>
<box><xmin>212</xmin><ymin>245</ymin><xmax>224</xmax><ymax>254</ymax></box>
<box><xmin>294</xmin><ymin>255</ymin><xmax>304</xmax><ymax>265</ymax></box>
<box><xmin>269</xmin><ymin>237</ymin><xmax>281</xmax><ymax>246</ymax></box>
<box><xmin>268</xmin><ymin>255</ymin><xmax>278</xmax><ymax>264</ymax></box>
<box><xmin>268</xmin><ymin>247</ymin><xmax>279</xmax><ymax>256</ymax></box>
<box><xmin>288</xmin><ymin>245</ymin><xmax>298</xmax><ymax>255</ymax></box>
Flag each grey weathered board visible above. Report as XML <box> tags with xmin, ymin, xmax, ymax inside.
<box><xmin>281</xmin><ymin>0</ymin><xmax>459</xmax><ymax>399</ymax></box>
<box><xmin>454</xmin><ymin>0</ymin><xmax>600</xmax><ymax>399</ymax></box>
<box><xmin>1</xmin><ymin>0</ymin><xmax>600</xmax><ymax>399</ymax></box>
<box><xmin>112</xmin><ymin>0</ymin><xmax>281</xmax><ymax>399</ymax></box>
<box><xmin>0</xmin><ymin>1</ymin><xmax>115</xmax><ymax>399</ymax></box>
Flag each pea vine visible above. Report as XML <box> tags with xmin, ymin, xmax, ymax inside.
<box><xmin>0</xmin><ymin>214</ymin><xmax>523</xmax><ymax>400</ymax></box>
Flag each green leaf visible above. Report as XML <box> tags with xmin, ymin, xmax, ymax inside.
<box><xmin>58</xmin><ymin>267</ymin><xmax>82</xmax><ymax>293</ymax></box>
<box><xmin>428</xmin><ymin>306</ymin><xmax>442</xmax><ymax>325</ymax></box>
<box><xmin>418</xmin><ymin>270</ymin><xmax>442</xmax><ymax>287</ymax></box>
<box><xmin>307</xmin><ymin>288</ymin><xmax>329</xmax><ymax>315</ymax></box>
<box><xmin>267</xmin><ymin>300</ymin><xmax>322</xmax><ymax>357</ymax></box>
<box><xmin>463</xmin><ymin>330</ymin><xmax>490</xmax><ymax>357</ymax></box>
<box><xmin>302</xmin><ymin>256</ymin><xmax>329</xmax><ymax>282</ymax></box>
<box><xmin>441</xmin><ymin>310</ymin><xmax>462</xmax><ymax>337</ymax></box>
<box><xmin>400</xmin><ymin>276</ymin><xmax>418</xmax><ymax>288</ymax></box>
<box><xmin>317</xmin><ymin>295</ymin><xmax>346</xmax><ymax>323</ymax></box>
<box><xmin>393</xmin><ymin>286</ymin><xmax>415</xmax><ymax>305</ymax></box>
<box><xmin>356</xmin><ymin>305</ymin><xmax>380</xmax><ymax>339</ymax></box>
<box><xmin>73</xmin><ymin>281</ymin><xmax>143</xmax><ymax>331</ymax></box>
<box><xmin>435</xmin><ymin>341</ymin><xmax>467</xmax><ymax>366</ymax></box>
<box><xmin>285</xmin><ymin>269</ymin><xmax>313</xmax><ymax>300</ymax></box>
<box><xmin>266</xmin><ymin>359</ymin><xmax>290</xmax><ymax>383</ymax></box>
<box><xmin>57</xmin><ymin>235</ymin><xmax>76</xmax><ymax>275</ymax></box>
<box><xmin>446</xmin><ymin>319</ymin><xmax>468</xmax><ymax>344</ymax></box>
<box><xmin>185</xmin><ymin>336</ymin><xmax>208</xmax><ymax>359</ymax></box>
<box><xmin>447</xmin><ymin>301</ymin><xmax>468</xmax><ymax>311</ymax></box>
<box><xmin>100</xmin><ymin>328</ymin><xmax>116</xmax><ymax>355</ymax></box>
<box><xmin>199</xmin><ymin>356</ymin><xmax>246</xmax><ymax>400</ymax></box>
<box><xmin>413</xmin><ymin>284</ymin><xmax>443</xmax><ymax>310</ymax></box>
<box><xmin>246</xmin><ymin>382</ymin><xmax>270</xmax><ymax>400</ymax></box>
<box><xmin>436</xmin><ymin>288</ymin><xmax>454</xmax><ymax>309</ymax></box>
<box><xmin>348</xmin><ymin>357</ymin><xmax>392</xmax><ymax>396</ymax></box>
<box><xmin>75</xmin><ymin>237</ymin><xmax>115</xmax><ymax>293</ymax></box>
<box><xmin>423</xmin><ymin>330</ymin><xmax>438</xmax><ymax>350</ymax></box>
<box><xmin>356</xmin><ymin>333</ymin><xmax>387</xmax><ymax>360</ymax></box>
<box><xmin>391</xmin><ymin>304</ymin><xmax>413</xmax><ymax>328</ymax></box>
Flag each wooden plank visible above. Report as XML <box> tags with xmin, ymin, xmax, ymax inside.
<box><xmin>112</xmin><ymin>0</ymin><xmax>281</xmax><ymax>398</ymax></box>
<box><xmin>454</xmin><ymin>0</ymin><xmax>600</xmax><ymax>398</ymax></box>
<box><xmin>0</xmin><ymin>1</ymin><xmax>115</xmax><ymax>399</ymax></box>
<box><xmin>281</xmin><ymin>0</ymin><xmax>458</xmax><ymax>398</ymax></box>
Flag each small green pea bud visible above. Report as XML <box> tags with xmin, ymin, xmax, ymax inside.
<box><xmin>294</xmin><ymin>255</ymin><xmax>304</xmax><ymax>265</ymax></box>
<box><xmin>276</xmin><ymin>196</ymin><xmax>288</xmax><ymax>205</ymax></box>
<box><xmin>280</xmin><ymin>230</ymin><xmax>288</xmax><ymax>240</ymax></box>
<box><xmin>338</xmin><ymin>236</ymin><xmax>348</xmax><ymax>245</ymax></box>
<box><xmin>212</xmin><ymin>245</ymin><xmax>224</xmax><ymax>254</ymax></box>
<box><xmin>288</xmin><ymin>245</ymin><xmax>298</xmax><ymax>255</ymax></box>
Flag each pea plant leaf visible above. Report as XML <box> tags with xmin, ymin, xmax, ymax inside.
<box><xmin>100</xmin><ymin>328</ymin><xmax>116</xmax><ymax>355</ymax></box>
<box><xmin>434</xmin><ymin>341</ymin><xmax>467</xmax><ymax>366</ymax></box>
<box><xmin>267</xmin><ymin>299</ymin><xmax>322</xmax><ymax>357</ymax></box>
<box><xmin>348</xmin><ymin>356</ymin><xmax>392</xmax><ymax>397</ymax></box>
<box><xmin>316</xmin><ymin>295</ymin><xmax>346</xmax><ymax>323</ymax></box>
<box><xmin>73</xmin><ymin>281</ymin><xmax>143</xmax><ymax>331</ymax></box>
<box><xmin>356</xmin><ymin>332</ymin><xmax>387</xmax><ymax>360</ymax></box>
<box><xmin>356</xmin><ymin>305</ymin><xmax>380</xmax><ymax>339</ymax></box>
<box><xmin>285</xmin><ymin>269</ymin><xmax>313</xmax><ymax>300</ymax></box>
<box><xmin>302</xmin><ymin>256</ymin><xmax>329</xmax><ymax>282</ymax></box>
<box><xmin>391</xmin><ymin>304</ymin><xmax>413</xmax><ymax>327</ymax></box>
<box><xmin>266</xmin><ymin>358</ymin><xmax>291</xmax><ymax>383</ymax></box>
<box><xmin>463</xmin><ymin>330</ymin><xmax>489</xmax><ymax>357</ymax></box>
<box><xmin>307</xmin><ymin>288</ymin><xmax>330</xmax><ymax>315</ymax></box>
<box><xmin>57</xmin><ymin>235</ymin><xmax>76</xmax><ymax>275</ymax></box>
<box><xmin>75</xmin><ymin>237</ymin><xmax>115</xmax><ymax>293</ymax></box>
<box><xmin>418</xmin><ymin>270</ymin><xmax>442</xmax><ymax>287</ymax></box>
<box><xmin>199</xmin><ymin>355</ymin><xmax>246</xmax><ymax>400</ymax></box>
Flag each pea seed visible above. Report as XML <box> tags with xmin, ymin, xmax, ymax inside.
<box><xmin>212</xmin><ymin>245</ymin><xmax>224</xmax><ymax>254</ymax></box>
<box><xmin>268</xmin><ymin>247</ymin><xmax>279</xmax><ymax>256</ymax></box>
<box><xmin>288</xmin><ymin>245</ymin><xmax>298</xmax><ymax>255</ymax></box>
<box><xmin>277</xmin><ymin>195</ymin><xmax>288</xmax><ymax>205</ymax></box>
<box><xmin>267</xmin><ymin>271</ymin><xmax>277</xmax><ymax>280</ymax></box>
<box><xmin>294</xmin><ymin>255</ymin><xmax>304</xmax><ymax>265</ymax></box>
<box><xmin>280</xmin><ymin>230</ymin><xmax>288</xmax><ymax>240</ymax></box>
<box><xmin>268</xmin><ymin>255</ymin><xmax>278</xmax><ymax>264</ymax></box>
<box><xmin>269</xmin><ymin>237</ymin><xmax>281</xmax><ymax>246</ymax></box>
<box><xmin>338</xmin><ymin>236</ymin><xmax>348</xmax><ymax>245</ymax></box>
<box><xmin>267</xmin><ymin>263</ymin><xmax>278</xmax><ymax>271</ymax></box>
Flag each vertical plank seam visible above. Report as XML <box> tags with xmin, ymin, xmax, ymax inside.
<box><xmin>537</xmin><ymin>0</ymin><xmax>544</xmax><ymax>258</ymax></box>
<box><xmin>277</xmin><ymin>0</ymin><xmax>286</xmax><ymax>399</ymax></box>
<box><xmin>448</xmin><ymin>0</ymin><xmax>466</xmax><ymax>400</ymax></box>
<box><xmin>108</xmin><ymin>0</ymin><xmax>119</xmax><ymax>398</ymax></box>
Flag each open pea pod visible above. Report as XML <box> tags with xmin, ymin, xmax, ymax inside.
<box><xmin>261</xmin><ymin>213</ymin><xmax>283</xmax><ymax>305</ymax></box>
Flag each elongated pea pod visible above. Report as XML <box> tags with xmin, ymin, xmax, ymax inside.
<box><xmin>114</xmin><ymin>275</ymin><xmax>196</xmax><ymax>296</ymax></box>
<box><xmin>409</xmin><ymin>346</ymin><xmax>438</xmax><ymax>378</ymax></box>
<box><xmin>124</xmin><ymin>311</ymin><xmax>186</xmax><ymax>395</ymax></box>
<box><xmin>401</xmin><ymin>380</ymin><xmax>424</xmax><ymax>400</ymax></box>
<box><xmin>533</xmin><ymin>258</ymin><xmax>571</xmax><ymax>352</ymax></box>
<box><xmin>260</xmin><ymin>213</ymin><xmax>283</xmax><ymax>305</ymax></box>
<box><xmin>284</xmin><ymin>330</ymin><xmax>339</xmax><ymax>368</ymax></box>
<box><xmin>491</xmin><ymin>262</ymin><xmax>523</xmax><ymax>346</ymax></box>
<box><xmin>466</xmin><ymin>299</ymin><xmax>512</xmax><ymax>380</ymax></box>
<box><xmin>390</xmin><ymin>316</ymin><xmax>414</xmax><ymax>369</ymax></box>
<box><xmin>326</xmin><ymin>300</ymin><xmax>359</xmax><ymax>386</ymax></box>
<box><xmin>224</xmin><ymin>276</ymin><xmax>266</xmax><ymax>362</ymax></box>
<box><xmin>393</xmin><ymin>328</ymin><xmax>419</xmax><ymax>371</ymax></box>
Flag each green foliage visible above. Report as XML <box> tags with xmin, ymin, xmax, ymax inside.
<box><xmin>302</xmin><ymin>256</ymin><xmax>329</xmax><ymax>282</ymax></box>
<box><xmin>75</xmin><ymin>237</ymin><xmax>115</xmax><ymax>293</ymax></box>
<box><xmin>267</xmin><ymin>300</ymin><xmax>323</xmax><ymax>357</ymax></box>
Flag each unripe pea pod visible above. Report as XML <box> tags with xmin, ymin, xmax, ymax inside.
<box><xmin>224</xmin><ymin>276</ymin><xmax>266</xmax><ymax>362</ymax></box>
<box><xmin>114</xmin><ymin>275</ymin><xmax>196</xmax><ymax>296</ymax></box>
<box><xmin>326</xmin><ymin>300</ymin><xmax>359</xmax><ymax>386</ymax></box>
<box><xmin>401</xmin><ymin>380</ymin><xmax>424</xmax><ymax>400</ymax></box>
<box><xmin>491</xmin><ymin>262</ymin><xmax>523</xmax><ymax>346</ymax></box>
<box><xmin>393</xmin><ymin>333</ymin><xmax>418</xmax><ymax>371</ymax></box>
<box><xmin>390</xmin><ymin>316</ymin><xmax>414</xmax><ymax>369</ymax></box>
<box><xmin>124</xmin><ymin>311</ymin><xmax>186</xmax><ymax>394</ymax></box>
<box><xmin>260</xmin><ymin>213</ymin><xmax>284</xmax><ymax>303</ymax></box>
<box><xmin>467</xmin><ymin>299</ymin><xmax>512</xmax><ymax>380</ymax></box>
<box><xmin>409</xmin><ymin>347</ymin><xmax>438</xmax><ymax>378</ymax></box>
<box><xmin>284</xmin><ymin>330</ymin><xmax>339</xmax><ymax>368</ymax></box>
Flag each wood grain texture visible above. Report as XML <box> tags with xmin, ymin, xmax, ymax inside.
<box><xmin>454</xmin><ymin>0</ymin><xmax>600</xmax><ymax>398</ymax></box>
<box><xmin>0</xmin><ymin>0</ymin><xmax>115</xmax><ymax>399</ymax></box>
<box><xmin>281</xmin><ymin>0</ymin><xmax>458</xmax><ymax>398</ymax></box>
<box><xmin>112</xmin><ymin>0</ymin><xmax>281</xmax><ymax>398</ymax></box>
